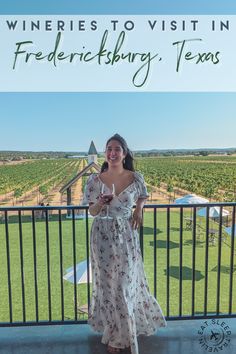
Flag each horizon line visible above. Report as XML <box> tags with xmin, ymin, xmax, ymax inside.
<box><xmin>0</xmin><ymin>147</ymin><xmax>236</xmax><ymax>153</ymax></box>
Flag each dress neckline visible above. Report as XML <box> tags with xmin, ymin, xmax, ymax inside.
<box><xmin>97</xmin><ymin>172</ymin><xmax>136</xmax><ymax>198</ymax></box>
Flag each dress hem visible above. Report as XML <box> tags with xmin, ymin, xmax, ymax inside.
<box><xmin>88</xmin><ymin>320</ymin><xmax>167</xmax><ymax>340</ymax></box>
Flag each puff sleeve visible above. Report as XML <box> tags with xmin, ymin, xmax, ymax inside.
<box><xmin>82</xmin><ymin>174</ymin><xmax>100</xmax><ymax>205</ymax></box>
<box><xmin>134</xmin><ymin>172</ymin><xmax>149</xmax><ymax>200</ymax></box>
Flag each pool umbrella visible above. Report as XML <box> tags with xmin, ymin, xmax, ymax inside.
<box><xmin>197</xmin><ymin>206</ymin><xmax>230</xmax><ymax>218</ymax></box>
<box><xmin>224</xmin><ymin>226</ymin><xmax>236</xmax><ymax>237</ymax></box>
<box><xmin>175</xmin><ymin>194</ymin><xmax>209</xmax><ymax>219</ymax></box>
<box><xmin>175</xmin><ymin>194</ymin><xmax>209</xmax><ymax>204</ymax></box>
<box><xmin>63</xmin><ymin>259</ymin><xmax>92</xmax><ymax>284</ymax></box>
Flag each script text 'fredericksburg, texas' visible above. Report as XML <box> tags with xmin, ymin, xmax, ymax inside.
<box><xmin>3</xmin><ymin>17</ymin><xmax>230</xmax><ymax>87</ymax></box>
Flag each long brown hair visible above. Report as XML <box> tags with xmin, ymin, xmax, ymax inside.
<box><xmin>101</xmin><ymin>134</ymin><xmax>135</xmax><ymax>172</ymax></box>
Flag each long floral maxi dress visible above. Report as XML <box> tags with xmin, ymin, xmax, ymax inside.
<box><xmin>84</xmin><ymin>172</ymin><xmax>167</xmax><ymax>354</ymax></box>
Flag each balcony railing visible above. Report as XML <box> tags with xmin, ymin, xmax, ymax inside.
<box><xmin>0</xmin><ymin>202</ymin><xmax>235</xmax><ymax>327</ymax></box>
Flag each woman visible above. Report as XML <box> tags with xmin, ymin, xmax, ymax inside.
<box><xmin>84</xmin><ymin>134</ymin><xmax>166</xmax><ymax>354</ymax></box>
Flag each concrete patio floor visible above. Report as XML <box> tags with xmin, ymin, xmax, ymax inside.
<box><xmin>0</xmin><ymin>318</ymin><xmax>235</xmax><ymax>354</ymax></box>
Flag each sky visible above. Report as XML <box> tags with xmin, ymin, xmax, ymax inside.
<box><xmin>1</xmin><ymin>93</ymin><xmax>235</xmax><ymax>152</ymax></box>
<box><xmin>0</xmin><ymin>1</ymin><xmax>236</xmax><ymax>152</ymax></box>
<box><xmin>1</xmin><ymin>1</ymin><xmax>236</xmax><ymax>15</ymax></box>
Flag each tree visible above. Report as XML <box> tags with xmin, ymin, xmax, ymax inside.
<box><xmin>39</xmin><ymin>185</ymin><xmax>48</xmax><ymax>198</ymax></box>
<box><xmin>14</xmin><ymin>188</ymin><xmax>23</xmax><ymax>204</ymax></box>
<box><xmin>167</xmin><ymin>182</ymin><xmax>174</xmax><ymax>202</ymax></box>
<box><xmin>199</xmin><ymin>151</ymin><xmax>209</xmax><ymax>156</ymax></box>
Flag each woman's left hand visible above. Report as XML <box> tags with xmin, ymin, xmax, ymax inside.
<box><xmin>132</xmin><ymin>208</ymin><xmax>143</xmax><ymax>229</ymax></box>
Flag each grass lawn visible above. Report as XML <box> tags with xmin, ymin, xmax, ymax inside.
<box><xmin>0</xmin><ymin>209</ymin><xmax>235</xmax><ymax>323</ymax></box>
<box><xmin>142</xmin><ymin>209</ymin><xmax>236</xmax><ymax>317</ymax></box>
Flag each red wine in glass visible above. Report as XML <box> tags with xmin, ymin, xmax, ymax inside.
<box><xmin>100</xmin><ymin>183</ymin><xmax>115</xmax><ymax>219</ymax></box>
<box><xmin>103</xmin><ymin>194</ymin><xmax>113</xmax><ymax>203</ymax></box>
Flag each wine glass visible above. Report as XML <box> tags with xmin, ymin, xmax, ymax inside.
<box><xmin>100</xmin><ymin>183</ymin><xmax>115</xmax><ymax>219</ymax></box>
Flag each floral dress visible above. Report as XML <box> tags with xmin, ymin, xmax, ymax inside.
<box><xmin>83</xmin><ymin>172</ymin><xmax>167</xmax><ymax>354</ymax></box>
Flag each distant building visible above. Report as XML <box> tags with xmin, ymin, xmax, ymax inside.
<box><xmin>70</xmin><ymin>155</ymin><xmax>87</xmax><ymax>158</ymax></box>
<box><xmin>60</xmin><ymin>141</ymin><xmax>100</xmax><ymax>214</ymax></box>
<box><xmin>88</xmin><ymin>140</ymin><xmax>98</xmax><ymax>164</ymax></box>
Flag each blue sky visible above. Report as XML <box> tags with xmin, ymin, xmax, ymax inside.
<box><xmin>0</xmin><ymin>1</ymin><xmax>236</xmax><ymax>152</ymax></box>
<box><xmin>1</xmin><ymin>93</ymin><xmax>235</xmax><ymax>151</ymax></box>
<box><xmin>1</xmin><ymin>1</ymin><xmax>236</xmax><ymax>15</ymax></box>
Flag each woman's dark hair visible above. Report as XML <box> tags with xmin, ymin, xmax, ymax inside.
<box><xmin>101</xmin><ymin>133</ymin><xmax>135</xmax><ymax>172</ymax></box>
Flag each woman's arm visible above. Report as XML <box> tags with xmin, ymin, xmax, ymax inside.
<box><xmin>132</xmin><ymin>198</ymin><xmax>146</xmax><ymax>229</ymax></box>
<box><xmin>88</xmin><ymin>194</ymin><xmax>111</xmax><ymax>216</ymax></box>
<box><xmin>89</xmin><ymin>200</ymin><xmax>104</xmax><ymax>216</ymax></box>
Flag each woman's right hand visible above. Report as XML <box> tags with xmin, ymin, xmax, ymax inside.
<box><xmin>98</xmin><ymin>193</ymin><xmax>113</xmax><ymax>205</ymax></box>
